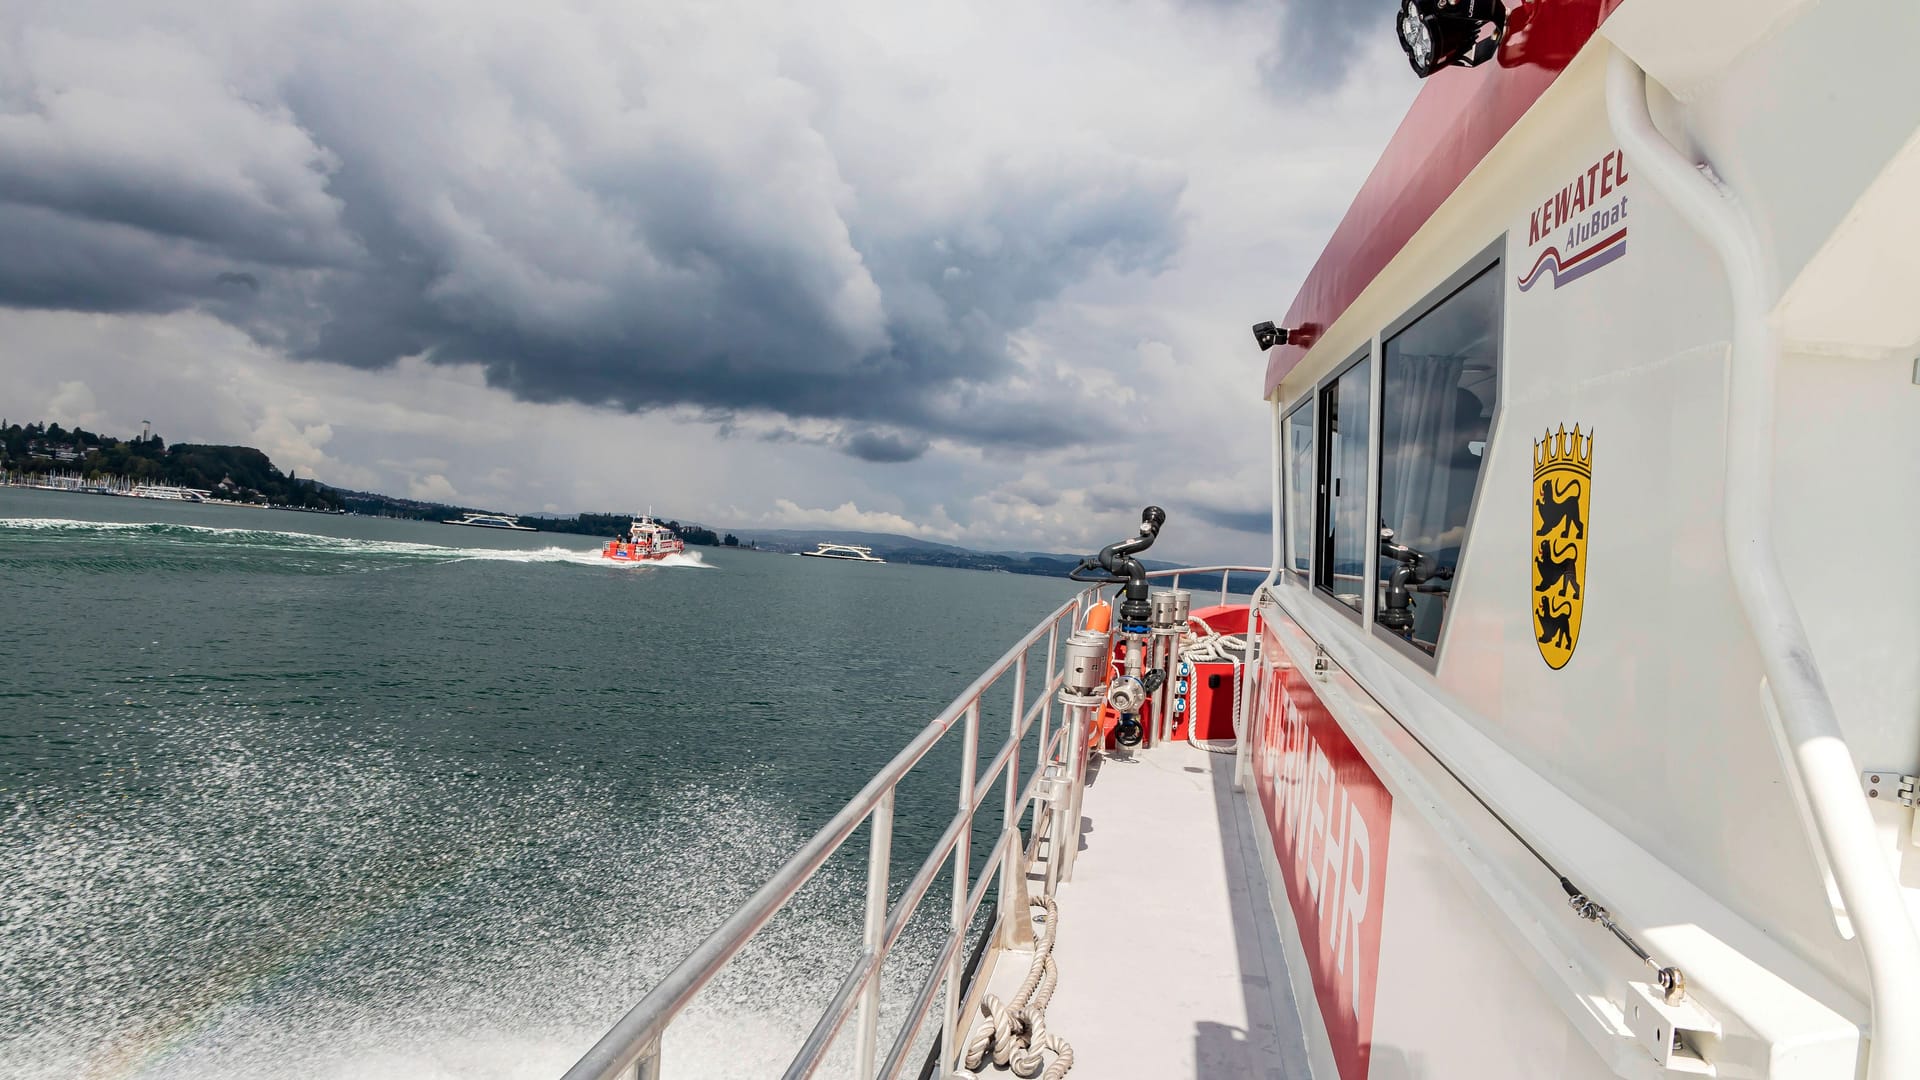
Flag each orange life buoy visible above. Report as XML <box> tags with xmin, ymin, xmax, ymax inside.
<box><xmin>1083</xmin><ymin>601</ymin><xmax>1111</xmax><ymax>634</ymax></box>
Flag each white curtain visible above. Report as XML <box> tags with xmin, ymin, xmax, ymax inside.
<box><xmin>1380</xmin><ymin>354</ymin><xmax>1479</xmax><ymax>559</ymax></box>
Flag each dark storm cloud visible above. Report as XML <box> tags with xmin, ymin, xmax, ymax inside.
<box><xmin>840</xmin><ymin>429</ymin><xmax>931</xmax><ymax>464</ymax></box>
<box><xmin>1189</xmin><ymin>0</ymin><xmax>1387</xmax><ymax>91</ymax></box>
<box><xmin>1266</xmin><ymin>0</ymin><xmax>1387</xmax><ymax>89</ymax></box>
<box><xmin>991</xmin><ymin>476</ymin><xmax>1062</xmax><ymax>508</ymax></box>
<box><xmin>1086</xmin><ymin>484</ymin><xmax>1139</xmax><ymax>514</ymax></box>
<box><xmin>0</xmin><ymin>4</ymin><xmax>1185</xmax><ymax>459</ymax></box>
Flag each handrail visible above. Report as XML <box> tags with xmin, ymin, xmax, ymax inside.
<box><xmin>561</xmin><ymin>564</ymin><xmax>1271</xmax><ymax>1080</ymax></box>
<box><xmin>1147</xmin><ymin>564</ymin><xmax>1270</xmax><ymax>608</ymax></box>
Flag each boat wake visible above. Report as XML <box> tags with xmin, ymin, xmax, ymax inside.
<box><xmin>0</xmin><ymin>518</ymin><xmax>711</xmax><ymax>572</ymax></box>
<box><xmin>0</xmin><ymin>715</ymin><xmax>929</xmax><ymax>1080</ymax></box>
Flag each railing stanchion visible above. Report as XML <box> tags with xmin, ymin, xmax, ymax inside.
<box><xmin>996</xmin><ymin>655</ymin><xmax>1034</xmax><ymax>949</ymax></box>
<box><xmin>854</xmin><ymin>791</ymin><xmax>895</xmax><ymax>1080</ymax></box>
<box><xmin>1234</xmin><ymin>606</ymin><xmax>1260</xmax><ymax>793</ymax></box>
<box><xmin>1037</xmin><ymin>620</ymin><xmax>1058</xmax><ymax>818</ymax></box>
<box><xmin>632</xmin><ymin>1039</ymin><xmax>661</xmax><ymax>1080</ymax></box>
<box><xmin>1060</xmin><ymin>700</ymin><xmax>1091</xmax><ymax>882</ymax></box>
<box><xmin>944</xmin><ymin>701</ymin><xmax>980</xmax><ymax>1072</ymax></box>
<box><xmin>1220</xmin><ymin>569</ymin><xmax>1230</xmax><ymax>607</ymax></box>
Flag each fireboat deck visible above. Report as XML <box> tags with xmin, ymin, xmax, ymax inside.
<box><xmin>985</xmin><ymin>746</ymin><xmax>1311</xmax><ymax>1079</ymax></box>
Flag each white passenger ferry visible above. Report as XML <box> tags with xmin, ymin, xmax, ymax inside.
<box><xmin>443</xmin><ymin>511</ymin><xmax>536</xmax><ymax>531</ymax></box>
<box><xmin>564</xmin><ymin>2</ymin><xmax>1919</xmax><ymax>1078</ymax></box>
<box><xmin>798</xmin><ymin>542</ymin><xmax>887</xmax><ymax>563</ymax></box>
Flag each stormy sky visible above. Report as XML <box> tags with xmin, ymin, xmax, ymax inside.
<box><xmin>0</xmin><ymin>0</ymin><xmax>1413</xmax><ymax>562</ymax></box>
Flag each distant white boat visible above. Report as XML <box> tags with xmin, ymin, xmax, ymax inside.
<box><xmin>797</xmin><ymin>542</ymin><xmax>885</xmax><ymax>563</ymax></box>
<box><xmin>443</xmin><ymin>512</ymin><xmax>536</xmax><ymax>531</ymax></box>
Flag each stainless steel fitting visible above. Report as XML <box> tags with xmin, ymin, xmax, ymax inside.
<box><xmin>1149</xmin><ymin>588</ymin><xmax>1179</xmax><ymax>633</ymax></box>
<box><xmin>1107</xmin><ymin>675</ymin><xmax>1148</xmax><ymax>713</ymax></box>
<box><xmin>1061</xmin><ymin>629</ymin><xmax>1111</xmax><ymax>698</ymax></box>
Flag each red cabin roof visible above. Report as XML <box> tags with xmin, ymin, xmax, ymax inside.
<box><xmin>1264</xmin><ymin>0</ymin><xmax>1628</xmax><ymax>396</ymax></box>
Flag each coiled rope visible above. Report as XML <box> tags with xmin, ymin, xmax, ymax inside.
<box><xmin>1178</xmin><ymin>617</ymin><xmax>1247</xmax><ymax>755</ymax></box>
<box><xmin>958</xmin><ymin>894</ymin><xmax>1073</xmax><ymax>1079</ymax></box>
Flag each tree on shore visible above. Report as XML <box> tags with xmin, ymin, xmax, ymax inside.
<box><xmin>0</xmin><ymin>420</ymin><xmax>343</xmax><ymax>509</ymax></box>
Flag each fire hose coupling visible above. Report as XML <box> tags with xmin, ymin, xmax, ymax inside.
<box><xmin>1106</xmin><ymin>675</ymin><xmax>1148</xmax><ymax>714</ymax></box>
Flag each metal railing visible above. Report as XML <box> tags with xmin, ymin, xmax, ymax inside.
<box><xmin>560</xmin><ymin>566</ymin><xmax>1268</xmax><ymax>1080</ymax></box>
<box><xmin>1157</xmin><ymin>564</ymin><xmax>1268</xmax><ymax>609</ymax></box>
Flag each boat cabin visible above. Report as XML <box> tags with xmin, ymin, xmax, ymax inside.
<box><xmin>1247</xmin><ymin>1</ymin><xmax>1920</xmax><ymax>1077</ymax></box>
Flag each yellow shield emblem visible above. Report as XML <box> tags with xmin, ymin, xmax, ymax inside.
<box><xmin>1531</xmin><ymin>425</ymin><xmax>1591</xmax><ymax>669</ymax></box>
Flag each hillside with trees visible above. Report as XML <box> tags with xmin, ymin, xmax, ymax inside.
<box><xmin>0</xmin><ymin>421</ymin><xmax>343</xmax><ymax>510</ymax></box>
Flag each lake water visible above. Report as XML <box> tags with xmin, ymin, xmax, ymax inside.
<box><xmin>0</xmin><ymin>488</ymin><xmax>1081</xmax><ymax>1079</ymax></box>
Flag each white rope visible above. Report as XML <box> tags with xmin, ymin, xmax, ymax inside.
<box><xmin>957</xmin><ymin>895</ymin><xmax>1073</xmax><ymax>1080</ymax></box>
<box><xmin>1176</xmin><ymin>618</ymin><xmax>1246</xmax><ymax>755</ymax></box>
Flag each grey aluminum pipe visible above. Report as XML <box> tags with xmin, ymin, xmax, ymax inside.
<box><xmin>1606</xmin><ymin>45</ymin><xmax>1920</xmax><ymax>1079</ymax></box>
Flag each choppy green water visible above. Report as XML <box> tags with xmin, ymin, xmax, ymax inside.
<box><xmin>0</xmin><ymin>488</ymin><xmax>1077</xmax><ymax>1079</ymax></box>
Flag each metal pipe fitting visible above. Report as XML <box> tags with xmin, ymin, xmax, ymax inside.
<box><xmin>1107</xmin><ymin>676</ymin><xmax>1147</xmax><ymax>714</ymax></box>
<box><xmin>1149</xmin><ymin>588</ymin><xmax>1178</xmax><ymax>631</ymax></box>
<box><xmin>1061</xmin><ymin>630</ymin><xmax>1110</xmax><ymax>698</ymax></box>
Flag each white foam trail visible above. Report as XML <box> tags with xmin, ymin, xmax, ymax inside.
<box><xmin>0</xmin><ymin>518</ymin><xmax>713</xmax><ymax>569</ymax></box>
<box><xmin>0</xmin><ymin>721</ymin><xmax>918</xmax><ymax>1080</ymax></box>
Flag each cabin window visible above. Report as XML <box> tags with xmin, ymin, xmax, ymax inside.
<box><xmin>1376</xmin><ymin>263</ymin><xmax>1500</xmax><ymax>657</ymax></box>
<box><xmin>1283</xmin><ymin>398</ymin><xmax>1314</xmax><ymax>577</ymax></box>
<box><xmin>1315</xmin><ymin>350</ymin><xmax>1372</xmax><ymax>615</ymax></box>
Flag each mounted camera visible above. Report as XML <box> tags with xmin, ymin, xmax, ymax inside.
<box><xmin>1252</xmin><ymin>321</ymin><xmax>1294</xmax><ymax>351</ymax></box>
<box><xmin>1396</xmin><ymin>0</ymin><xmax>1507</xmax><ymax>79</ymax></box>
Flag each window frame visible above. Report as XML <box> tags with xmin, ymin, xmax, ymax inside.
<box><xmin>1280</xmin><ymin>390</ymin><xmax>1316</xmax><ymax>583</ymax></box>
<box><xmin>1310</xmin><ymin>345</ymin><xmax>1373</xmax><ymax>626</ymax></box>
<box><xmin>1369</xmin><ymin>239</ymin><xmax>1507</xmax><ymax>671</ymax></box>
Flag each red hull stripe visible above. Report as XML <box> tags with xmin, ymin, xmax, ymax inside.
<box><xmin>1264</xmin><ymin>0</ymin><xmax>1626</xmax><ymax>396</ymax></box>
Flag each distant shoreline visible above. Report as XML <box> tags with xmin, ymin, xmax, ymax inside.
<box><xmin>0</xmin><ymin>477</ymin><xmax>347</xmax><ymax>514</ymax></box>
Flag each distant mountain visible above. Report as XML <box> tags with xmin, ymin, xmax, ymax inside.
<box><xmin>733</xmin><ymin>527</ymin><xmax>1006</xmax><ymax>555</ymax></box>
<box><xmin>727</xmin><ymin>527</ymin><xmax>1250</xmax><ymax>592</ymax></box>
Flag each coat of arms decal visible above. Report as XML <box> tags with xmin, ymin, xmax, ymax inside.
<box><xmin>1532</xmin><ymin>425</ymin><xmax>1591</xmax><ymax>669</ymax></box>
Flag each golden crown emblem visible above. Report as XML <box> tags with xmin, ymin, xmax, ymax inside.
<box><xmin>1533</xmin><ymin>424</ymin><xmax>1593</xmax><ymax>478</ymax></box>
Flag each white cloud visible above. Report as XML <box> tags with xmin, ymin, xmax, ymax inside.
<box><xmin>0</xmin><ymin>0</ymin><xmax>1420</xmax><ymax>567</ymax></box>
<box><xmin>759</xmin><ymin>499</ymin><xmax>961</xmax><ymax>542</ymax></box>
<box><xmin>43</xmin><ymin>379</ymin><xmax>100</xmax><ymax>428</ymax></box>
<box><xmin>407</xmin><ymin>473</ymin><xmax>460</xmax><ymax>503</ymax></box>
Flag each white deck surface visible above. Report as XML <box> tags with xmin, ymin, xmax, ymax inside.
<box><xmin>975</xmin><ymin>746</ymin><xmax>1312</xmax><ymax>1079</ymax></box>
